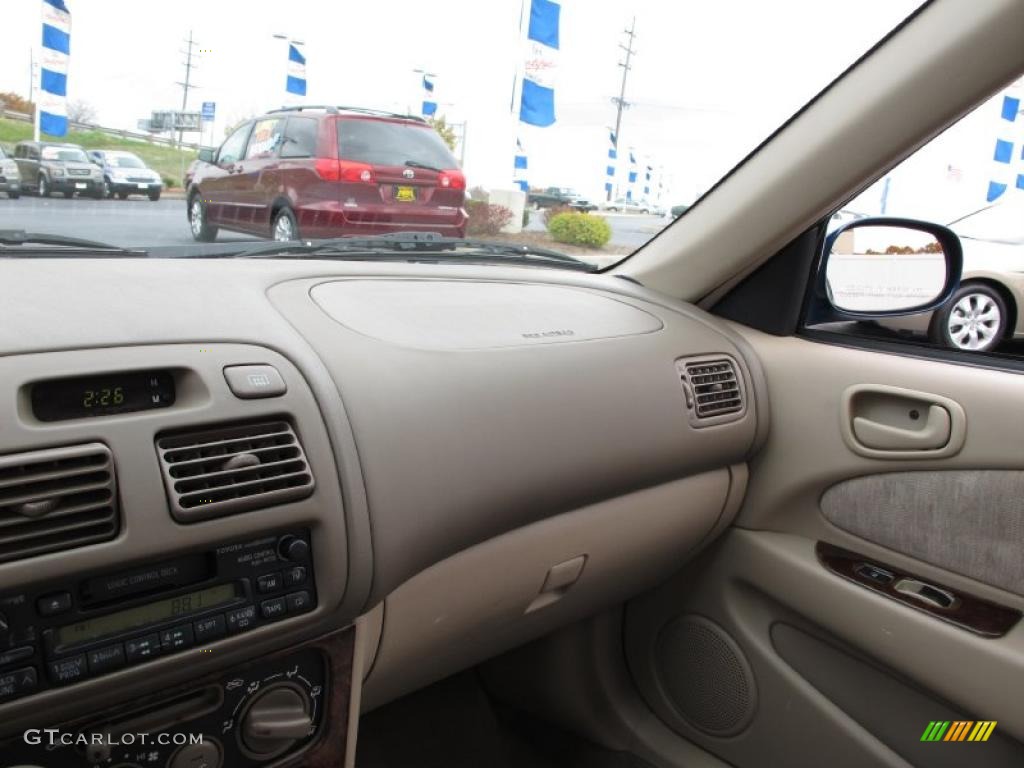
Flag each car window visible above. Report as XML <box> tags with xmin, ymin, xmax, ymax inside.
<box><xmin>218</xmin><ymin>122</ymin><xmax>252</xmax><ymax>165</ymax></box>
<box><xmin>245</xmin><ymin>118</ymin><xmax>285</xmax><ymax>160</ymax></box>
<box><xmin>281</xmin><ymin>117</ymin><xmax>317</xmax><ymax>158</ymax></box>
<box><xmin>806</xmin><ymin>82</ymin><xmax>1024</xmax><ymax>360</ymax></box>
<box><xmin>41</xmin><ymin>146</ymin><xmax>88</xmax><ymax>163</ymax></box>
<box><xmin>338</xmin><ymin>119</ymin><xmax>456</xmax><ymax>169</ymax></box>
<box><xmin>111</xmin><ymin>155</ymin><xmax>145</xmax><ymax>169</ymax></box>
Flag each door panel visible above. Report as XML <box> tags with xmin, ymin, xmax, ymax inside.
<box><xmin>625</xmin><ymin>329</ymin><xmax>1024</xmax><ymax>767</ymax></box>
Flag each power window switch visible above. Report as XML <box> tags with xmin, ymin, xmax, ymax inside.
<box><xmin>855</xmin><ymin>563</ymin><xmax>895</xmax><ymax>586</ymax></box>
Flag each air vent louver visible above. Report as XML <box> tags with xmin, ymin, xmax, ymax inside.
<box><xmin>156</xmin><ymin>420</ymin><xmax>315</xmax><ymax>523</ymax></box>
<box><xmin>678</xmin><ymin>357</ymin><xmax>745</xmax><ymax>425</ymax></box>
<box><xmin>0</xmin><ymin>443</ymin><xmax>118</xmax><ymax>563</ymax></box>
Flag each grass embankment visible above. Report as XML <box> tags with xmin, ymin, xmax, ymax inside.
<box><xmin>0</xmin><ymin>118</ymin><xmax>196</xmax><ymax>187</ymax></box>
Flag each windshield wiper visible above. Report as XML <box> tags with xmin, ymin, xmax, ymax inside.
<box><xmin>226</xmin><ymin>232</ymin><xmax>595</xmax><ymax>270</ymax></box>
<box><xmin>0</xmin><ymin>230</ymin><xmax>145</xmax><ymax>256</ymax></box>
<box><xmin>404</xmin><ymin>160</ymin><xmax>444</xmax><ymax>173</ymax></box>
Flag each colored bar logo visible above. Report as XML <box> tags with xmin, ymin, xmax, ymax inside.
<box><xmin>921</xmin><ymin>721</ymin><xmax>997</xmax><ymax>742</ymax></box>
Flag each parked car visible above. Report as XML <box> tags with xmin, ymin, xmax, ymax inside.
<box><xmin>876</xmin><ymin>202</ymin><xmax>1024</xmax><ymax>351</ymax></box>
<box><xmin>0</xmin><ymin>145</ymin><xmax>20</xmax><ymax>199</ymax></box>
<box><xmin>88</xmin><ymin>150</ymin><xmax>163</xmax><ymax>201</ymax></box>
<box><xmin>186</xmin><ymin>106</ymin><xmax>467</xmax><ymax>242</ymax></box>
<box><xmin>13</xmin><ymin>141</ymin><xmax>104</xmax><ymax>199</ymax></box>
<box><xmin>601</xmin><ymin>197</ymin><xmax>650</xmax><ymax>214</ymax></box>
<box><xmin>527</xmin><ymin>187</ymin><xmax>596</xmax><ymax>211</ymax></box>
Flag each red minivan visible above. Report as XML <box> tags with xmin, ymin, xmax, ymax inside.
<box><xmin>187</xmin><ymin>106</ymin><xmax>467</xmax><ymax>242</ymax></box>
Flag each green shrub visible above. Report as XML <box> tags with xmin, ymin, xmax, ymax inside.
<box><xmin>162</xmin><ymin>176</ymin><xmax>177</xmax><ymax>189</ymax></box>
<box><xmin>466</xmin><ymin>200</ymin><xmax>513</xmax><ymax>236</ymax></box>
<box><xmin>546</xmin><ymin>212</ymin><xmax>612</xmax><ymax>248</ymax></box>
<box><xmin>541</xmin><ymin>204</ymin><xmax>574</xmax><ymax>228</ymax></box>
<box><xmin>522</xmin><ymin>207</ymin><xmax>531</xmax><ymax>228</ymax></box>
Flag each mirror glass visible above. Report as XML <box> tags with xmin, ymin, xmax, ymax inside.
<box><xmin>198</xmin><ymin>148</ymin><xmax>215</xmax><ymax>163</ymax></box>
<box><xmin>826</xmin><ymin>225</ymin><xmax>948</xmax><ymax>313</ymax></box>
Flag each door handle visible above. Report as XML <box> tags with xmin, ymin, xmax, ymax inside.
<box><xmin>841</xmin><ymin>385</ymin><xmax>966</xmax><ymax>458</ymax></box>
<box><xmin>852</xmin><ymin>404</ymin><xmax>950</xmax><ymax>451</ymax></box>
<box><xmin>893</xmin><ymin>578</ymin><xmax>960</xmax><ymax>610</ymax></box>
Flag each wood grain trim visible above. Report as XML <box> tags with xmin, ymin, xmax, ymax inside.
<box><xmin>816</xmin><ymin>542</ymin><xmax>1021</xmax><ymax>638</ymax></box>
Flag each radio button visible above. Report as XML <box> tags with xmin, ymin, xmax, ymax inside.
<box><xmin>48</xmin><ymin>655</ymin><xmax>87</xmax><ymax>685</ymax></box>
<box><xmin>0</xmin><ymin>666</ymin><xmax>37</xmax><ymax>701</ymax></box>
<box><xmin>286</xmin><ymin>591</ymin><xmax>312</xmax><ymax>614</ymax></box>
<box><xmin>283</xmin><ymin>566</ymin><xmax>307</xmax><ymax>587</ymax></box>
<box><xmin>88</xmin><ymin>644</ymin><xmax>125</xmax><ymax>674</ymax></box>
<box><xmin>160</xmin><ymin>624</ymin><xmax>195</xmax><ymax>652</ymax></box>
<box><xmin>260</xmin><ymin>597</ymin><xmax>287</xmax><ymax>621</ymax></box>
<box><xmin>125</xmin><ymin>634</ymin><xmax>162</xmax><ymax>663</ymax></box>
<box><xmin>0</xmin><ymin>646</ymin><xmax>34</xmax><ymax>668</ymax></box>
<box><xmin>257</xmin><ymin>572</ymin><xmax>283</xmax><ymax>594</ymax></box>
<box><xmin>225</xmin><ymin>605</ymin><xmax>257</xmax><ymax>634</ymax></box>
<box><xmin>194</xmin><ymin>615</ymin><xmax>227</xmax><ymax>643</ymax></box>
<box><xmin>37</xmin><ymin>592</ymin><xmax>73</xmax><ymax>616</ymax></box>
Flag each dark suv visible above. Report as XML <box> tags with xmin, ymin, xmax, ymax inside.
<box><xmin>13</xmin><ymin>141</ymin><xmax>105</xmax><ymax>199</ymax></box>
<box><xmin>186</xmin><ymin>106</ymin><xmax>467</xmax><ymax>242</ymax></box>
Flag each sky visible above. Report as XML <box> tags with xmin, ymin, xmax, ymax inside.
<box><xmin>0</xmin><ymin>0</ymin><xmax>953</xmax><ymax>204</ymax></box>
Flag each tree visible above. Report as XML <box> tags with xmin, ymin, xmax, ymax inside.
<box><xmin>0</xmin><ymin>92</ymin><xmax>34</xmax><ymax>116</ymax></box>
<box><xmin>427</xmin><ymin>115</ymin><xmax>458</xmax><ymax>152</ymax></box>
<box><xmin>67</xmin><ymin>99</ymin><xmax>97</xmax><ymax>124</ymax></box>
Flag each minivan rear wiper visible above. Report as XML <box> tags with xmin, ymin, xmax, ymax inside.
<box><xmin>404</xmin><ymin>160</ymin><xmax>444</xmax><ymax>173</ymax></box>
<box><xmin>226</xmin><ymin>232</ymin><xmax>595</xmax><ymax>270</ymax></box>
<box><xmin>0</xmin><ymin>230</ymin><xmax>144</xmax><ymax>256</ymax></box>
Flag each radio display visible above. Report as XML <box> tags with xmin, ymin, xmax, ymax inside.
<box><xmin>31</xmin><ymin>370</ymin><xmax>175</xmax><ymax>422</ymax></box>
<box><xmin>57</xmin><ymin>583</ymin><xmax>238</xmax><ymax>648</ymax></box>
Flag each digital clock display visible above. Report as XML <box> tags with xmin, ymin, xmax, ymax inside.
<box><xmin>56</xmin><ymin>583</ymin><xmax>239</xmax><ymax>648</ymax></box>
<box><xmin>31</xmin><ymin>370</ymin><xmax>176</xmax><ymax>422</ymax></box>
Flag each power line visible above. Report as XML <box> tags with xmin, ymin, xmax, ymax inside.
<box><xmin>609</xmin><ymin>16</ymin><xmax>637</xmax><ymax>201</ymax></box>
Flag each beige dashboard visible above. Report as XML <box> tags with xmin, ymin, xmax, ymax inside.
<box><xmin>0</xmin><ymin>258</ymin><xmax>766</xmax><ymax>763</ymax></box>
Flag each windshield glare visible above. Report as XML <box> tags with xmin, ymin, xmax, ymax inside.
<box><xmin>0</xmin><ymin>1</ymin><xmax>921</xmax><ymax>265</ymax></box>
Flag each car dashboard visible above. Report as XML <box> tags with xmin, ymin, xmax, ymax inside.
<box><xmin>0</xmin><ymin>258</ymin><xmax>766</xmax><ymax>766</ymax></box>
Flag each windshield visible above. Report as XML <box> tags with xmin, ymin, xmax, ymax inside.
<box><xmin>110</xmin><ymin>154</ymin><xmax>146</xmax><ymax>169</ymax></box>
<box><xmin>0</xmin><ymin>1</ymin><xmax>921</xmax><ymax>265</ymax></box>
<box><xmin>950</xmin><ymin>203</ymin><xmax>1024</xmax><ymax>245</ymax></box>
<box><xmin>41</xmin><ymin>146</ymin><xmax>89</xmax><ymax>163</ymax></box>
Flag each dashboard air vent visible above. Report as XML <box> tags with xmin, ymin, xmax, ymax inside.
<box><xmin>0</xmin><ymin>443</ymin><xmax>118</xmax><ymax>563</ymax></box>
<box><xmin>678</xmin><ymin>357</ymin><xmax>745</xmax><ymax>425</ymax></box>
<box><xmin>156</xmin><ymin>420</ymin><xmax>315</xmax><ymax>523</ymax></box>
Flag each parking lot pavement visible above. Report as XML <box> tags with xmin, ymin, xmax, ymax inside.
<box><xmin>0</xmin><ymin>197</ymin><xmax>258</xmax><ymax>247</ymax></box>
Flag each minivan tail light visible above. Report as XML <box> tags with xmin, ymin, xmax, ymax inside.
<box><xmin>338</xmin><ymin>160</ymin><xmax>377</xmax><ymax>183</ymax></box>
<box><xmin>314</xmin><ymin>158</ymin><xmax>341</xmax><ymax>182</ymax></box>
<box><xmin>438</xmin><ymin>170</ymin><xmax>466</xmax><ymax>190</ymax></box>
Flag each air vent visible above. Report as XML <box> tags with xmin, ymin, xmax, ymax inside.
<box><xmin>0</xmin><ymin>443</ymin><xmax>118</xmax><ymax>564</ymax></box>
<box><xmin>156</xmin><ymin>420</ymin><xmax>315</xmax><ymax>523</ymax></box>
<box><xmin>678</xmin><ymin>357</ymin><xmax>745</xmax><ymax>425</ymax></box>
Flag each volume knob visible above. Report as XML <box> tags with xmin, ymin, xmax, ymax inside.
<box><xmin>277</xmin><ymin>535</ymin><xmax>310</xmax><ymax>563</ymax></box>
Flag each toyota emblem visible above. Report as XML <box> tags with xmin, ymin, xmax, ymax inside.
<box><xmin>403</xmin><ymin>169</ymin><xmax>415</xmax><ymax>179</ymax></box>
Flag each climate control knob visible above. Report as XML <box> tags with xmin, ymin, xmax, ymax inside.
<box><xmin>239</xmin><ymin>683</ymin><xmax>313</xmax><ymax>760</ymax></box>
<box><xmin>277</xmin><ymin>535</ymin><xmax>310</xmax><ymax>564</ymax></box>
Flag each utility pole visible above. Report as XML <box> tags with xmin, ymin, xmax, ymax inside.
<box><xmin>609</xmin><ymin>17</ymin><xmax>637</xmax><ymax>201</ymax></box>
<box><xmin>175</xmin><ymin>30</ymin><xmax>200</xmax><ymax>149</ymax></box>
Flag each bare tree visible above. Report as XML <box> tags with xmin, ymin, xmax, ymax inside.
<box><xmin>67</xmin><ymin>99</ymin><xmax>97</xmax><ymax>124</ymax></box>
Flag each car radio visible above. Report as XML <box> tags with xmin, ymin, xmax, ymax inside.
<box><xmin>0</xmin><ymin>529</ymin><xmax>316</xmax><ymax>705</ymax></box>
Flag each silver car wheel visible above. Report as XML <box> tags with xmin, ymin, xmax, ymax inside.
<box><xmin>273</xmin><ymin>214</ymin><xmax>295</xmax><ymax>241</ymax></box>
<box><xmin>190</xmin><ymin>198</ymin><xmax>204</xmax><ymax>238</ymax></box>
<box><xmin>947</xmin><ymin>293</ymin><xmax>1002</xmax><ymax>350</ymax></box>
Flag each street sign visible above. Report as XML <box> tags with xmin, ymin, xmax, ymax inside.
<box><xmin>150</xmin><ymin>110</ymin><xmax>202</xmax><ymax>131</ymax></box>
<box><xmin>201</xmin><ymin>101</ymin><xmax>216</xmax><ymax>121</ymax></box>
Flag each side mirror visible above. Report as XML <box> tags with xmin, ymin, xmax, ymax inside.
<box><xmin>198</xmin><ymin>147</ymin><xmax>216</xmax><ymax>163</ymax></box>
<box><xmin>811</xmin><ymin>217</ymin><xmax>962</xmax><ymax>322</ymax></box>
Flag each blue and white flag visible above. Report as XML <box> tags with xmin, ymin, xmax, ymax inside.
<box><xmin>987</xmin><ymin>89</ymin><xmax>1023</xmax><ymax>202</ymax></box>
<box><xmin>286</xmin><ymin>44</ymin><xmax>306</xmax><ymax>97</ymax></box>
<box><xmin>605</xmin><ymin>130</ymin><xmax>616</xmax><ymax>195</ymax></box>
<box><xmin>39</xmin><ymin>0</ymin><xmax>71</xmax><ymax>137</ymax></box>
<box><xmin>519</xmin><ymin>0</ymin><xmax>559</xmax><ymax>127</ymax></box>
<box><xmin>643</xmin><ymin>165</ymin><xmax>652</xmax><ymax>197</ymax></box>
<box><xmin>514</xmin><ymin>137</ymin><xmax>529</xmax><ymax>192</ymax></box>
<box><xmin>422</xmin><ymin>74</ymin><xmax>437</xmax><ymax>117</ymax></box>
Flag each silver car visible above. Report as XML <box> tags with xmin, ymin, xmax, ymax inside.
<box><xmin>880</xmin><ymin>202</ymin><xmax>1024</xmax><ymax>351</ymax></box>
<box><xmin>0</xmin><ymin>145</ymin><xmax>20</xmax><ymax>199</ymax></box>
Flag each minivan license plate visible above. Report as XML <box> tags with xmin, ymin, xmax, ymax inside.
<box><xmin>74</xmin><ymin>182</ymin><xmax>87</xmax><ymax>189</ymax></box>
<box><xmin>395</xmin><ymin>186</ymin><xmax>416</xmax><ymax>202</ymax></box>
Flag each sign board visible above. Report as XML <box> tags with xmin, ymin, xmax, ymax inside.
<box><xmin>149</xmin><ymin>110</ymin><xmax>203</xmax><ymax>132</ymax></box>
<box><xmin>201</xmin><ymin>101</ymin><xmax>216</xmax><ymax>121</ymax></box>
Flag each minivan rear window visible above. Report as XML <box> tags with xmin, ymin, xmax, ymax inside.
<box><xmin>337</xmin><ymin>119</ymin><xmax>456</xmax><ymax>170</ymax></box>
